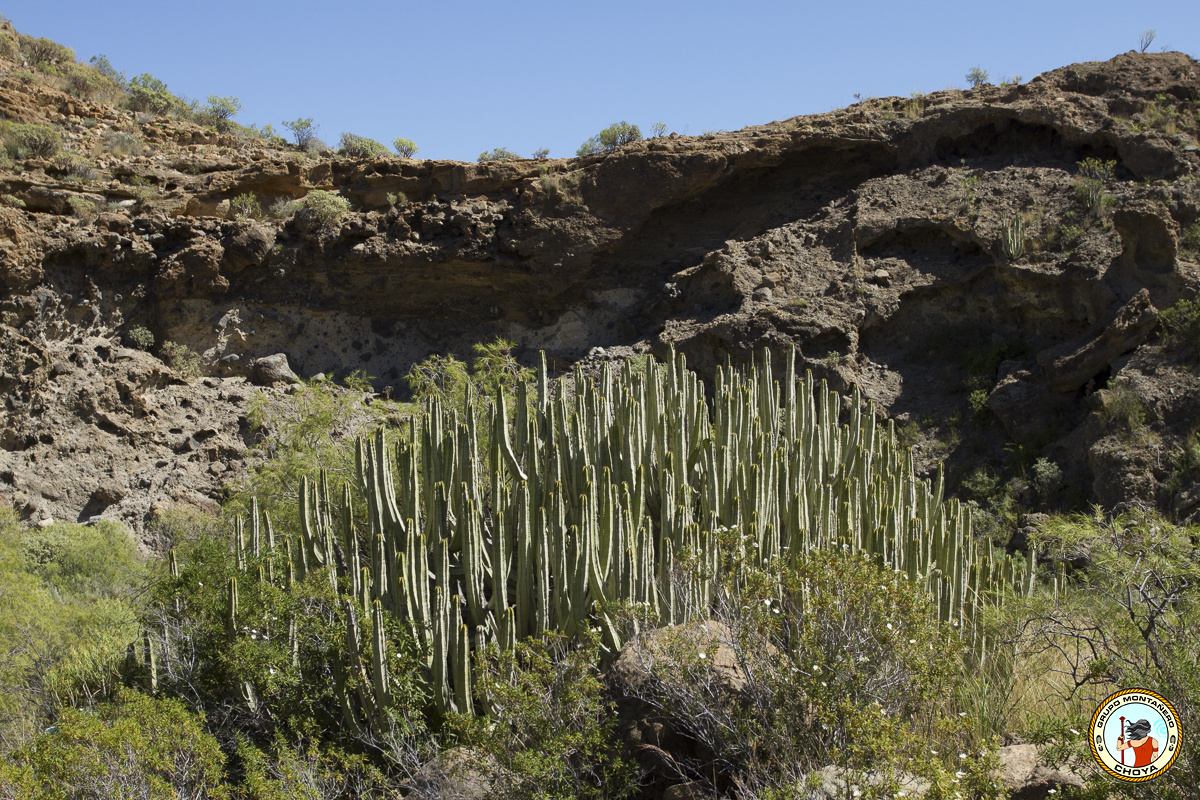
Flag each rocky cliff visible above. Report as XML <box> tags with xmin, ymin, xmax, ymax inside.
<box><xmin>0</xmin><ymin>21</ymin><xmax>1197</xmax><ymax>538</ymax></box>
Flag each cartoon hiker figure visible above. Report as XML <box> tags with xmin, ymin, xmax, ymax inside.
<box><xmin>1117</xmin><ymin>719</ymin><xmax>1159</xmax><ymax>767</ymax></box>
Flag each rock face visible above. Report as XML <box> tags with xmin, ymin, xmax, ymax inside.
<box><xmin>0</xmin><ymin>45</ymin><xmax>1198</xmax><ymax>529</ymax></box>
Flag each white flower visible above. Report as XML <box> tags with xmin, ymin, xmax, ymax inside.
<box><xmin>251</xmin><ymin>634</ymin><xmax>257</xmax><ymax>640</ymax></box>
<box><xmin>269</xmin><ymin>667</ymin><xmax>276</xmax><ymax>675</ymax></box>
<box><xmin>959</xmin><ymin>753</ymin><xmax>967</xmax><ymax>759</ymax></box>
<box><xmin>773</xmin><ymin>608</ymin><xmax>780</xmax><ymax>614</ymax></box>
<box><xmin>198</xmin><ymin>582</ymin><xmax>204</xmax><ymax>587</ymax></box>
<box><xmin>930</xmin><ymin>749</ymin><xmax>938</xmax><ymax>755</ymax></box>
<box><xmin>959</xmin><ymin>712</ymin><xmax>967</xmax><ymax>717</ymax></box>
<box><xmin>698</xmin><ymin>652</ymin><xmax>707</xmax><ymax>660</ymax></box>
<box><xmin>821</xmin><ymin>681</ymin><xmax>827</xmax><ymax>687</ymax></box>
<box><xmin>1069</xmin><ymin>728</ymin><xmax>1080</xmax><ymax>736</ymax></box>
<box><xmin>886</xmin><ymin>623</ymin><xmax>893</xmax><ymax>630</ymax></box>
<box><xmin>955</xmin><ymin>770</ymin><xmax>965</xmax><ymax>778</ymax></box>
<box><xmin>909</xmin><ymin>639</ymin><xmax>918</xmax><ymax>644</ymax></box>
<box><xmin>764</xmin><ymin>599</ymin><xmax>772</xmax><ymax>606</ymax></box>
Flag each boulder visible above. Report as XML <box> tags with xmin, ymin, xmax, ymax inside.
<box><xmin>997</xmin><ymin>743</ymin><xmax>1085</xmax><ymax>799</ymax></box>
<box><xmin>250</xmin><ymin>353</ymin><xmax>300</xmax><ymax>385</ymax></box>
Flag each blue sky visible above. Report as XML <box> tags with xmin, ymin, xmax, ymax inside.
<box><xmin>7</xmin><ymin>1</ymin><xmax>1198</xmax><ymax>162</ymax></box>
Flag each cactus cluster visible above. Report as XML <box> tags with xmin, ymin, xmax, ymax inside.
<box><xmin>210</xmin><ymin>346</ymin><xmax>1032</xmax><ymax>728</ymax></box>
<box><xmin>1000</xmin><ymin>214</ymin><xmax>1026</xmax><ymax>260</ymax></box>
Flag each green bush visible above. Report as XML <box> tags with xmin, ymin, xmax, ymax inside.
<box><xmin>1182</xmin><ymin>221</ymin><xmax>1200</xmax><ymax>254</ymax></box>
<box><xmin>301</xmin><ymin>190</ymin><xmax>351</xmax><ymax>226</ymax></box>
<box><xmin>1160</xmin><ymin>296</ymin><xmax>1200</xmax><ymax>352</ymax></box>
<box><xmin>577</xmin><ymin>121</ymin><xmax>642</xmax><ymax>156</ymax></box>
<box><xmin>532</xmin><ymin>146</ymin><xmax>550</xmax><ymax>159</ymax></box>
<box><xmin>3</xmin><ymin>689</ymin><xmax>228</xmax><ymax>799</ymax></box>
<box><xmin>1097</xmin><ymin>383</ymin><xmax>1146</xmax><ymax>439</ymax></box>
<box><xmin>18</xmin><ymin>35</ymin><xmax>73</xmax><ymax>66</ymax></box>
<box><xmin>392</xmin><ymin>137</ymin><xmax>418</xmax><ymax>158</ymax></box>
<box><xmin>67</xmin><ymin>196</ymin><xmax>98</xmax><ymax>222</ymax></box>
<box><xmin>269</xmin><ymin>197</ymin><xmax>302</xmax><ymax>219</ymax></box>
<box><xmin>203</xmin><ymin>95</ymin><xmax>243</xmax><ymax>132</ymax></box>
<box><xmin>230</xmin><ymin>192</ymin><xmax>264</xmax><ymax>221</ymax></box>
<box><xmin>160</xmin><ymin>341</ymin><xmax>204</xmax><ymax>378</ymax></box>
<box><xmin>96</xmin><ymin>130</ymin><xmax>144</xmax><ymax>158</ymax></box>
<box><xmin>1074</xmin><ymin>157</ymin><xmax>1116</xmax><ymax>218</ymax></box>
<box><xmin>88</xmin><ymin>54</ymin><xmax>126</xmax><ymax>88</ymax></box>
<box><xmin>338</xmin><ymin>132</ymin><xmax>390</xmax><ymax>159</ymax></box>
<box><xmin>405</xmin><ymin>337</ymin><xmax>532</xmax><ymax>410</ymax></box>
<box><xmin>966</xmin><ymin>66</ymin><xmax>989</xmax><ymax>88</ymax></box>
<box><xmin>126</xmin><ymin>325</ymin><xmax>155</xmax><ymax>350</ymax></box>
<box><xmin>478</xmin><ymin>147</ymin><xmax>521</xmax><ymax>163</ymax></box>
<box><xmin>467</xmin><ymin>631</ymin><xmax>639</xmax><ymax>800</ymax></box>
<box><xmin>2</xmin><ymin>123</ymin><xmax>62</xmax><ymax>159</ymax></box>
<box><xmin>127</xmin><ymin>73</ymin><xmax>179</xmax><ymax>115</ymax></box>
<box><xmin>0</xmin><ymin>194</ymin><xmax>26</xmax><ymax>209</ymax></box>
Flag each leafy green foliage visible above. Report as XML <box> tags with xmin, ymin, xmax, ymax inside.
<box><xmin>1075</xmin><ymin>157</ymin><xmax>1117</xmax><ymax>219</ymax></box>
<box><xmin>467</xmin><ymin>631</ymin><xmax>639</xmax><ymax>800</ymax></box>
<box><xmin>338</xmin><ymin>133</ymin><xmax>390</xmax><ymax>159</ymax></box>
<box><xmin>126</xmin><ymin>325</ymin><xmax>155</xmax><ymax>351</ymax></box>
<box><xmin>230</xmin><ymin>192</ymin><xmax>265</xmax><ymax>221</ymax></box>
<box><xmin>127</xmin><ymin>73</ymin><xmax>179</xmax><ymax>115</ymax></box>
<box><xmin>966</xmin><ymin>66</ymin><xmax>989</xmax><ymax>88</ymax></box>
<box><xmin>1160</xmin><ymin>296</ymin><xmax>1200</xmax><ymax>352</ymax></box>
<box><xmin>392</xmin><ymin>137</ymin><xmax>418</xmax><ymax>158</ymax></box>
<box><xmin>1097</xmin><ymin>383</ymin><xmax>1146</xmax><ymax>440</ymax></box>
<box><xmin>302</xmin><ymin>190</ymin><xmax>351</xmax><ymax>226</ymax></box>
<box><xmin>477</xmin><ymin>147</ymin><xmax>522</xmax><ymax>163</ymax></box>
<box><xmin>203</xmin><ymin>95</ymin><xmax>243</xmax><ymax>132</ymax></box>
<box><xmin>17</xmin><ymin>35</ymin><xmax>73</xmax><ymax>66</ymax></box>
<box><xmin>577</xmin><ymin>121</ymin><xmax>642</xmax><ymax>156</ymax></box>
<box><xmin>160</xmin><ymin>340</ymin><xmax>204</xmax><ymax>378</ymax></box>
<box><xmin>2</xmin><ymin>689</ymin><xmax>227</xmax><ymax>799</ymax></box>
<box><xmin>0</xmin><ymin>512</ymin><xmax>145</xmax><ymax>747</ymax></box>
<box><xmin>651</xmin><ymin>121</ymin><xmax>668</xmax><ymax>138</ymax></box>
<box><xmin>1023</xmin><ymin>509</ymin><xmax>1200</xmax><ymax>799</ymax></box>
<box><xmin>404</xmin><ymin>337</ymin><xmax>532</xmax><ymax>410</ymax></box>
<box><xmin>1</xmin><ymin>123</ymin><xmax>62</xmax><ymax>159</ymax></box>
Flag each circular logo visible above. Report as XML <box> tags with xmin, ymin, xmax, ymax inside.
<box><xmin>1089</xmin><ymin>688</ymin><xmax>1181</xmax><ymax>782</ymax></box>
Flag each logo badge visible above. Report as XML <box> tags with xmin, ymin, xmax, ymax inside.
<box><xmin>1089</xmin><ymin>688</ymin><xmax>1181</xmax><ymax>782</ymax></box>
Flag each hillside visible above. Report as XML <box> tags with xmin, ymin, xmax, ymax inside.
<box><xmin>2</xmin><ymin>17</ymin><xmax>1200</xmax><ymax>800</ymax></box>
<box><xmin>0</xmin><ymin>17</ymin><xmax>1196</xmax><ymax>539</ymax></box>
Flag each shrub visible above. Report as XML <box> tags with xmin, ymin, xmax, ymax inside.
<box><xmin>338</xmin><ymin>132</ymin><xmax>390</xmax><ymax>159</ymax></box>
<box><xmin>127</xmin><ymin>73</ymin><xmax>178</xmax><ymax>115</ymax></box>
<box><xmin>1159</xmin><ymin>296</ymin><xmax>1200</xmax><ymax>351</ymax></box>
<box><xmin>469</xmin><ymin>631</ymin><xmax>639</xmax><ymax>800</ymax></box>
<box><xmin>405</xmin><ymin>337</ymin><xmax>532</xmax><ymax>410</ymax></box>
<box><xmin>52</xmin><ymin>153</ymin><xmax>99</xmax><ymax>183</ymax></box>
<box><xmin>282</xmin><ymin>117</ymin><xmax>318</xmax><ymax>149</ymax></box>
<box><xmin>67</xmin><ymin>196</ymin><xmax>98</xmax><ymax>222</ymax></box>
<box><xmin>88</xmin><ymin>54</ymin><xmax>126</xmax><ymax>88</ymax></box>
<box><xmin>478</xmin><ymin>147</ymin><xmax>521</xmax><ymax>162</ymax></box>
<box><xmin>126</xmin><ymin>325</ymin><xmax>155</xmax><ymax>351</ymax></box>
<box><xmin>651</xmin><ymin>121</ymin><xmax>668</xmax><ymax>138</ymax></box>
<box><xmin>1097</xmin><ymin>383</ymin><xmax>1146</xmax><ymax>439</ymax></box>
<box><xmin>301</xmin><ymin>190</ymin><xmax>351</xmax><ymax>226</ymax></box>
<box><xmin>1074</xmin><ymin>157</ymin><xmax>1116</xmax><ymax>218</ymax></box>
<box><xmin>3</xmin><ymin>123</ymin><xmax>62</xmax><ymax>159</ymax></box>
<box><xmin>269</xmin><ymin>197</ymin><xmax>302</xmax><ymax>219</ymax></box>
<box><xmin>386</xmin><ymin>191</ymin><xmax>407</xmax><ymax>206</ymax></box>
<box><xmin>577</xmin><ymin>121</ymin><xmax>642</xmax><ymax>156</ymax></box>
<box><xmin>96</xmin><ymin>130</ymin><xmax>144</xmax><ymax>157</ymax></box>
<box><xmin>229</xmin><ymin>192</ymin><xmax>264</xmax><ymax>221</ymax></box>
<box><xmin>18</xmin><ymin>35</ymin><xmax>73</xmax><ymax>66</ymax></box>
<box><xmin>532</xmin><ymin>146</ymin><xmax>550</xmax><ymax>159</ymax></box>
<box><xmin>203</xmin><ymin>95</ymin><xmax>242</xmax><ymax>132</ymax></box>
<box><xmin>160</xmin><ymin>341</ymin><xmax>204</xmax><ymax>378</ymax></box>
<box><xmin>1139</xmin><ymin>29</ymin><xmax>1157</xmax><ymax>53</ymax></box>
<box><xmin>6</xmin><ymin>689</ymin><xmax>228</xmax><ymax>799</ymax></box>
<box><xmin>1182</xmin><ymin>221</ymin><xmax>1200</xmax><ymax>254</ymax></box>
<box><xmin>966</xmin><ymin>66</ymin><xmax>989</xmax><ymax>88</ymax></box>
<box><xmin>0</xmin><ymin>194</ymin><xmax>25</xmax><ymax>208</ymax></box>
<box><xmin>392</xmin><ymin>137</ymin><xmax>418</xmax><ymax>158</ymax></box>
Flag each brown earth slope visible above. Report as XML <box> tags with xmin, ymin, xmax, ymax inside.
<box><xmin>0</xmin><ymin>21</ymin><xmax>1197</xmax><ymax>537</ymax></box>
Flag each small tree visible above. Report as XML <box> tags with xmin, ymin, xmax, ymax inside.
<box><xmin>651</xmin><ymin>121</ymin><xmax>668</xmax><ymax>138</ymax></box>
<box><xmin>282</xmin><ymin>118</ymin><xmax>318</xmax><ymax>149</ymax></box>
<box><xmin>128</xmin><ymin>73</ymin><xmax>177</xmax><ymax>115</ymax></box>
<box><xmin>1139</xmin><ymin>29</ymin><xmax>1157</xmax><ymax>53</ymax></box>
<box><xmin>392</xmin><ymin>137</ymin><xmax>418</xmax><ymax>158</ymax></box>
<box><xmin>204</xmin><ymin>95</ymin><xmax>242</xmax><ymax>132</ymax></box>
<box><xmin>532</xmin><ymin>147</ymin><xmax>550</xmax><ymax>159</ymax></box>
<box><xmin>577</xmin><ymin>121</ymin><xmax>642</xmax><ymax>156</ymax></box>
<box><xmin>966</xmin><ymin>67</ymin><xmax>989</xmax><ymax>88</ymax></box>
